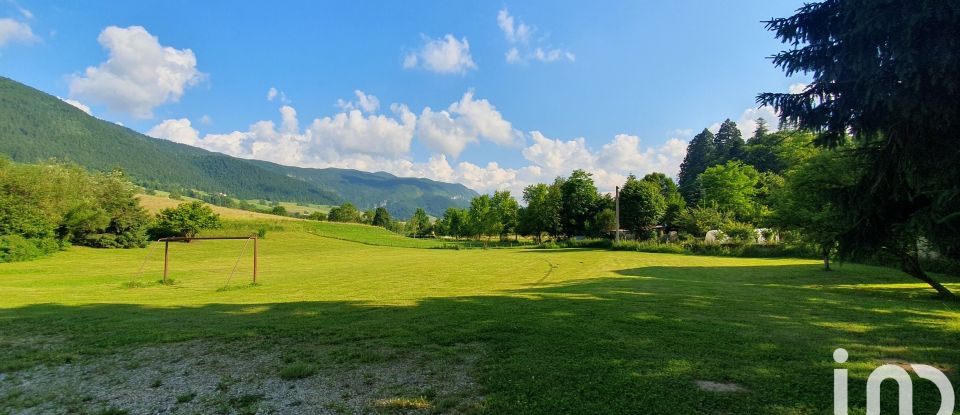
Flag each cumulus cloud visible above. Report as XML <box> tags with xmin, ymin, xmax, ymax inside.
<box><xmin>336</xmin><ymin>90</ymin><xmax>380</xmax><ymax>113</ymax></box>
<box><xmin>497</xmin><ymin>9</ymin><xmax>574</xmax><ymax>65</ymax></box>
<box><xmin>449</xmin><ymin>131</ymin><xmax>687</xmax><ymax>194</ymax></box>
<box><xmin>266</xmin><ymin>87</ymin><xmax>290</xmax><ymax>104</ymax></box>
<box><xmin>58</xmin><ymin>97</ymin><xmax>91</xmax><ymax>115</ymax></box>
<box><xmin>146</xmin><ymin>89</ymin><xmax>686</xmax><ymax>195</ymax></box>
<box><xmin>0</xmin><ymin>17</ymin><xmax>37</xmax><ymax>47</ymax></box>
<box><xmin>69</xmin><ymin>26</ymin><xmax>203</xmax><ymax>119</ymax></box>
<box><xmin>788</xmin><ymin>82</ymin><xmax>809</xmax><ymax>94</ymax></box>
<box><xmin>416</xmin><ymin>90</ymin><xmax>522</xmax><ymax>157</ymax></box>
<box><xmin>309</xmin><ymin>103</ymin><xmax>416</xmax><ymax>158</ymax></box>
<box><xmin>403</xmin><ymin>34</ymin><xmax>476</xmax><ymax>74</ymax></box>
<box><xmin>709</xmin><ymin>105</ymin><xmax>780</xmax><ymax>138</ymax></box>
<box><xmin>497</xmin><ymin>9</ymin><xmax>531</xmax><ymax>44</ymax></box>
<box><xmin>147</xmin><ymin>118</ymin><xmax>199</xmax><ymax>146</ymax></box>
<box><xmin>522</xmin><ymin>131</ymin><xmax>595</xmax><ymax>175</ymax></box>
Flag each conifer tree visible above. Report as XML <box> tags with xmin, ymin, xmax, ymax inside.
<box><xmin>677</xmin><ymin>129</ymin><xmax>716</xmax><ymax>204</ymax></box>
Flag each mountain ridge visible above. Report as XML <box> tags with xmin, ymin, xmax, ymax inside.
<box><xmin>0</xmin><ymin>76</ymin><xmax>476</xmax><ymax>217</ymax></box>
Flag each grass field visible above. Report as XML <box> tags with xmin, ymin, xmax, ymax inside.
<box><xmin>1</xmin><ymin>219</ymin><xmax>959</xmax><ymax>414</ymax></box>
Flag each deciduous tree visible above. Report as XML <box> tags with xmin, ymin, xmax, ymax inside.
<box><xmin>619</xmin><ymin>175</ymin><xmax>666</xmax><ymax>239</ymax></box>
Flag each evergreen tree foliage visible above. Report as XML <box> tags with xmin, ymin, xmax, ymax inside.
<box><xmin>677</xmin><ymin>129</ymin><xmax>716</xmax><ymax>204</ymax></box>
<box><xmin>759</xmin><ymin>0</ymin><xmax>960</xmax><ymax>297</ymax></box>
<box><xmin>372</xmin><ymin>207</ymin><xmax>392</xmax><ymax>228</ymax></box>
<box><xmin>713</xmin><ymin>119</ymin><xmax>745</xmax><ymax>163</ymax></box>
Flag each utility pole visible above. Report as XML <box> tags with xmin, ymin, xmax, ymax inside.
<box><xmin>615</xmin><ymin>186</ymin><xmax>620</xmax><ymax>243</ymax></box>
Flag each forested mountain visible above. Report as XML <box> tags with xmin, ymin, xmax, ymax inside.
<box><xmin>0</xmin><ymin>77</ymin><xmax>476</xmax><ymax>217</ymax></box>
<box><xmin>245</xmin><ymin>161</ymin><xmax>474</xmax><ymax>217</ymax></box>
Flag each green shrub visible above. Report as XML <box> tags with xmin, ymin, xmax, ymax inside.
<box><xmin>722</xmin><ymin>222</ymin><xmax>756</xmax><ymax>245</ymax></box>
<box><xmin>0</xmin><ymin>235</ymin><xmax>42</xmax><ymax>262</ymax></box>
<box><xmin>680</xmin><ymin>206</ymin><xmax>731</xmax><ymax>236</ymax></box>
<box><xmin>612</xmin><ymin>240</ymin><xmax>687</xmax><ymax>254</ymax></box>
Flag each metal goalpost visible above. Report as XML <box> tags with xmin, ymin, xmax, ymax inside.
<box><xmin>157</xmin><ymin>235</ymin><xmax>259</xmax><ymax>285</ymax></box>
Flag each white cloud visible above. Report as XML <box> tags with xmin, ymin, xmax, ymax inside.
<box><xmin>0</xmin><ymin>18</ymin><xmax>37</xmax><ymax>47</ymax></box>
<box><xmin>505</xmin><ymin>47</ymin><xmax>521</xmax><ymax>64</ymax></box>
<box><xmin>144</xmin><ymin>89</ymin><xmax>686</xmax><ymax>196</ymax></box>
<box><xmin>309</xmin><ymin>104</ymin><xmax>415</xmax><ymax>159</ymax></box>
<box><xmin>69</xmin><ymin>26</ymin><xmax>203</xmax><ymax>119</ymax></box>
<box><xmin>533</xmin><ymin>47</ymin><xmax>573</xmax><ymax>63</ymax></box>
<box><xmin>497</xmin><ymin>9</ymin><xmax>574</xmax><ymax>65</ymax></box>
<box><xmin>497</xmin><ymin>9</ymin><xmax>531</xmax><ymax>44</ymax></box>
<box><xmin>147</xmin><ymin>118</ymin><xmax>199</xmax><ymax>146</ymax></box>
<box><xmin>709</xmin><ymin>105</ymin><xmax>781</xmax><ymax>137</ymax></box>
<box><xmin>522</xmin><ymin>131</ymin><xmax>595</xmax><ymax>176</ymax></box>
<box><xmin>416</xmin><ymin>90</ymin><xmax>521</xmax><ymax>157</ymax></box>
<box><xmin>403</xmin><ymin>34</ymin><xmax>476</xmax><ymax>74</ymax></box>
<box><xmin>417</xmin><ymin>108</ymin><xmax>473</xmax><ymax>157</ymax></box>
<box><xmin>199</xmin><ymin>114</ymin><xmax>212</xmax><ymax>125</ymax></box>
<box><xmin>58</xmin><ymin>97</ymin><xmax>91</xmax><ymax>115</ymax></box>
<box><xmin>788</xmin><ymin>83</ymin><xmax>808</xmax><ymax>94</ymax></box>
<box><xmin>266</xmin><ymin>87</ymin><xmax>290</xmax><ymax>104</ymax></box>
<box><xmin>336</xmin><ymin>90</ymin><xmax>380</xmax><ymax>113</ymax></box>
<box><xmin>737</xmin><ymin>106</ymin><xmax>779</xmax><ymax>137</ymax></box>
<box><xmin>668</xmin><ymin>128</ymin><xmax>694</xmax><ymax>138</ymax></box>
<box><xmin>280</xmin><ymin>105</ymin><xmax>298</xmax><ymax>134</ymax></box>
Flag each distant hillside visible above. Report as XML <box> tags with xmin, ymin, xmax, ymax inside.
<box><xmin>246</xmin><ymin>161</ymin><xmax>473</xmax><ymax>218</ymax></box>
<box><xmin>0</xmin><ymin>77</ymin><xmax>476</xmax><ymax>217</ymax></box>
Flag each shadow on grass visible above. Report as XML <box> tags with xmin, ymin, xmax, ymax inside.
<box><xmin>1</xmin><ymin>264</ymin><xmax>957</xmax><ymax>414</ymax></box>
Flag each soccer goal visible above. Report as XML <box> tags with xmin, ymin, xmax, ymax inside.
<box><xmin>155</xmin><ymin>235</ymin><xmax>259</xmax><ymax>285</ymax></box>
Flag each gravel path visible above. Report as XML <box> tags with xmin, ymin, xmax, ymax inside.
<box><xmin>0</xmin><ymin>339</ymin><xmax>483</xmax><ymax>414</ymax></box>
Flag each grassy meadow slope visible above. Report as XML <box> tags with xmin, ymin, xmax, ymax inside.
<box><xmin>138</xmin><ymin>194</ymin><xmax>447</xmax><ymax>249</ymax></box>
<box><xmin>0</xmin><ymin>220</ymin><xmax>958</xmax><ymax>413</ymax></box>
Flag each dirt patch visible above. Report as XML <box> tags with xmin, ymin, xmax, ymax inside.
<box><xmin>0</xmin><ymin>340</ymin><xmax>483</xmax><ymax>414</ymax></box>
<box><xmin>695</xmin><ymin>380</ymin><xmax>747</xmax><ymax>393</ymax></box>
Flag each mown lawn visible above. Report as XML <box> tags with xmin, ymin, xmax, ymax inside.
<box><xmin>0</xmin><ymin>226</ymin><xmax>958</xmax><ymax>414</ymax></box>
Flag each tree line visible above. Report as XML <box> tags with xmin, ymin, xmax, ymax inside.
<box><xmin>0</xmin><ymin>158</ymin><xmax>223</xmax><ymax>262</ymax></box>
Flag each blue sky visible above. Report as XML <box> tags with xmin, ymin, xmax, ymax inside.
<box><xmin>1</xmin><ymin>0</ymin><xmax>808</xmax><ymax>193</ymax></box>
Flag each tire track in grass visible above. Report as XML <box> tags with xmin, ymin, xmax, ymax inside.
<box><xmin>534</xmin><ymin>258</ymin><xmax>559</xmax><ymax>285</ymax></box>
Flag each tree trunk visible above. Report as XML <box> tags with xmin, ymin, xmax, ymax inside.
<box><xmin>898</xmin><ymin>251</ymin><xmax>956</xmax><ymax>300</ymax></box>
<box><xmin>821</xmin><ymin>246</ymin><xmax>831</xmax><ymax>271</ymax></box>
